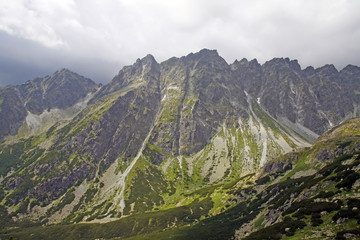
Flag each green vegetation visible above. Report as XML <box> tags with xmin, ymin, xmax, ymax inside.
<box><xmin>46</xmin><ymin>190</ymin><xmax>76</xmax><ymax>216</ymax></box>
<box><xmin>1</xmin><ymin>131</ymin><xmax>360</xmax><ymax>239</ymax></box>
<box><xmin>0</xmin><ymin>137</ymin><xmax>37</xmax><ymax>176</ymax></box>
<box><xmin>123</xmin><ymin>159</ymin><xmax>168</xmax><ymax>215</ymax></box>
<box><xmin>0</xmin><ymin>75</ymin><xmax>360</xmax><ymax>240</ymax></box>
<box><xmin>45</xmin><ymin>125</ymin><xmax>57</xmax><ymax>138</ymax></box>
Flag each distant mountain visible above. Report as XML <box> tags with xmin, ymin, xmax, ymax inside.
<box><xmin>0</xmin><ymin>49</ymin><xmax>359</xmax><ymax>239</ymax></box>
<box><xmin>0</xmin><ymin>69</ymin><xmax>99</xmax><ymax>140</ymax></box>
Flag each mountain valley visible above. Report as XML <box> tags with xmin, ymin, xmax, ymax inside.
<box><xmin>0</xmin><ymin>49</ymin><xmax>359</xmax><ymax>239</ymax></box>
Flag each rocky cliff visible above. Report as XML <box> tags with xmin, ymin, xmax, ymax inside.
<box><xmin>232</xmin><ymin>57</ymin><xmax>360</xmax><ymax>135</ymax></box>
<box><xmin>0</xmin><ymin>69</ymin><xmax>99</xmax><ymax>141</ymax></box>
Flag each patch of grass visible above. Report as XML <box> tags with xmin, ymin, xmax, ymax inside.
<box><xmin>45</xmin><ymin>125</ymin><xmax>57</xmax><ymax>138</ymax></box>
<box><xmin>0</xmin><ymin>197</ymin><xmax>213</xmax><ymax>240</ymax></box>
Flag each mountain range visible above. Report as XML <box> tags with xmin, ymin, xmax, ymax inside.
<box><xmin>0</xmin><ymin>49</ymin><xmax>359</xmax><ymax>239</ymax></box>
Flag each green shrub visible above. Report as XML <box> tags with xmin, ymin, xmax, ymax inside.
<box><xmin>336</xmin><ymin>172</ymin><xmax>360</xmax><ymax>189</ymax></box>
<box><xmin>332</xmin><ymin>209</ymin><xmax>360</xmax><ymax>222</ymax></box>
<box><xmin>311</xmin><ymin>213</ymin><xmax>323</xmax><ymax>226</ymax></box>
<box><xmin>315</xmin><ymin>191</ymin><xmax>335</xmax><ymax>199</ymax></box>
<box><xmin>255</xmin><ymin>175</ymin><xmax>270</xmax><ymax>185</ymax></box>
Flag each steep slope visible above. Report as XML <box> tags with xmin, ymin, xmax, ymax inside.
<box><xmin>232</xmin><ymin>58</ymin><xmax>360</xmax><ymax>135</ymax></box>
<box><xmin>0</xmin><ymin>69</ymin><xmax>99</xmax><ymax>141</ymax></box>
<box><xmin>18</xmin><ymin>68</ymin><xmax>98</xmax><ymax>114</ymax></box>
<box><xmin>0</xmin><ymin>55</ymin><xmax>163</xmax><ymax>224</ymax></box>
<box><xmin>1</xmin><ymin>118</ymin><xmax>359</xmax><ymax>240</ymax></box>
<box><xmin>0</xmin><ymin>87</ymin><xmax>27</xmax><ymax>139</ymax></box>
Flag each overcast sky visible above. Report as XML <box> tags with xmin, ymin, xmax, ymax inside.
<box><xmin>1</xmin><ymin>0</ymin><xmax>360</xmax><ymax>85</ymax></box>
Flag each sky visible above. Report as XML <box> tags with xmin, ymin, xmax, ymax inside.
<box><xmin>0</xmin><ymin>0</ymin><xmax>360</xmax><ymax>85</ymax></box>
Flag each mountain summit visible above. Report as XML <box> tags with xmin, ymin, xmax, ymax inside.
<box><xmin>0</xmin><ymin>69</ymin><xmax>99</xmax><ymax>141</ymax></box>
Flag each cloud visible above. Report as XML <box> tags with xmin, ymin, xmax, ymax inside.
<box><xmin>0</xmin><ymin>0</ymin><xmax>74</xmax><ymax>48</ymax></box>
<box><xmin>0</xmin><ymin>0</ymin><xmax>360</xmax><ymax>85</ymax></box>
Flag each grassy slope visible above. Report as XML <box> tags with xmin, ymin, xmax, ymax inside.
<box><xmin>1</xmin><ymin>107</ymin><xmax>359</xmax><ymax>239</ymax></box>
<box><xmin>1</xmin><ymin>122</ymin><xmax>359</xmax><ymax>240</ymax></box>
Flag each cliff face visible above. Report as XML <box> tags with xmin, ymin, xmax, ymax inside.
<box><xmin>0</xmin><ymin>69</ymin><xmax>99</xmax><ymax>141</ymax></box>
<box><xmin>0</xmin><ymin>87</ymin><xmax>27</xmax><ymax>138</ymax></box>
<box><xmin>232</xmin><ymin>58</ymin><xmax>360</xmax><ymax>135</ymax></box>
<box><xmin>0</xmin><ymin>49</ymin><xmax>359</xmax><ymax>233</ymax></box>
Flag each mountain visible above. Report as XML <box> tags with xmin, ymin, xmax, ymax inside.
<box><xmin>232</xmin><ymin>57</ymin><xmax>359</xmax><ymax>135</ymax></box>
<box><xmin>0</xmin><ymin>49</ymin><xmax>359</xmax><ymax>239</ymax></box>
<box><xmin>0</xmin><ymin>69</ymin><xmax>99</xmax><ymax>141</ymax></box>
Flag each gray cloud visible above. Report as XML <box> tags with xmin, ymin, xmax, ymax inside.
<box><xmin>0</xmin><ymin>0</ymin><xmax>360</xmax><ymax>85</ymax></box>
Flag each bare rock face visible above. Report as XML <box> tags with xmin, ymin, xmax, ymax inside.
<box><xmin>149</xmin><ymin>49</ymin><xmax>249</xmax><ymax>159</ymax></box>
<box><xmin>73</xmin><ymin>55</ymin><xmax>161</xmax><ymax>169</ymax></box>
<box><xmin>232</xmin><ymin>58</ymin><xmax>360</xmax><ymax>135</ymax></box>
<box><xmin>18</xmin><ymin>69</ymin><xmax>98</xmax><ymax>114</ymax></box>
<box><xmin>0</xmin><ymin>87</ymin><xmax>27</xmax><ymax>139</ymax></box>
<box><xmin>0</xmin><ymin>69</ymin><xmax>99</xmax><ymax>141</ymax></box>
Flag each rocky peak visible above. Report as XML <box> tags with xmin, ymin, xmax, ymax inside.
<box><xmin>340</xmin><ymin>64</ymin><xmax>360</xmax><ymax>77</ymax></box>
<box><xmin>249</xmin><ymin>58</ymin><xmax>260</xmax><ymax>67</ymax></box>
<box><xmin>0</xmin><ymin>69</ymin><xmax>98</xmax><ymax>140</ymax></box>
<box><xmin>134</xmin><ymin>54</ymin><xmax>158</xmax><ymax>69</ymax></box>
<box><xmin>93</xmin><ymin>55</ymin><xmax>160</xmax><ymax>101</ymax></box>
<box><xmin>235</xmin><ymin>57</ymin><xmax>260</xmax><ymax>68</ymax></box>
<box><xmin>185</xmin><ymin>48</ymin><xmax>221</xmax><ymax>61</ymax></box>
<box><xmin>142</xmin><ymin>54</ymin><xmax>157</xmax><ymax>63</ymax></box>
<box><xmin>315</xmin><ymin>64</ymin><xmax>338</xmax><ymax>76</ymax></box>
<box><xmin>17</xmin><ymin>69</ymin><xmax>98</xmax><ymax>114</ymax></box>
<box><xmin>339</xmin><ymin>64</ymin><xmax>360</xmax><ymax>91</ymax></box>
<box><xmin>184</xmin><ymin>48</ymin><xmax>229</xmax><ymax>72</ymax></box>
<box><xmin>198</xmin><ymin>48</ymin><xmax>219</xmax><ymax>56</ymax></box>
<box><xmin>304</xmin><ymin>66</ymin><xmax>315</xmax><ymax>75</ymax></box>
<box><xmin>264</xmin><ymin>57</ymin><xmax>287</xmax><ymax>66</ymax></box>
<box><xmin>55</xmin><ymin>68</ymin><xmax>72</xmax><ymax>74</ymax></box>
<box><xmin>21</xmin><ymin>68</ymin><xmax>96</xmax><ymax>93</ymax></box>
<box><xmin>236</xmin><ymin>58</ymin><xmax>248</xmax><ymax>65</ymax></box>
<box><xmin>263</xmin><ymin>57</ymin><xmax>301</xmax><ymax>72</ymax></box>
<box><xmin>138</xmin><ymin>54</ymin><xmax>160</xmax><ymax>76</ymax></box>
<box><xmin>288</xmin><ymin>59</ymin><xmax>301</xmax><ymax>71</ymax></box>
